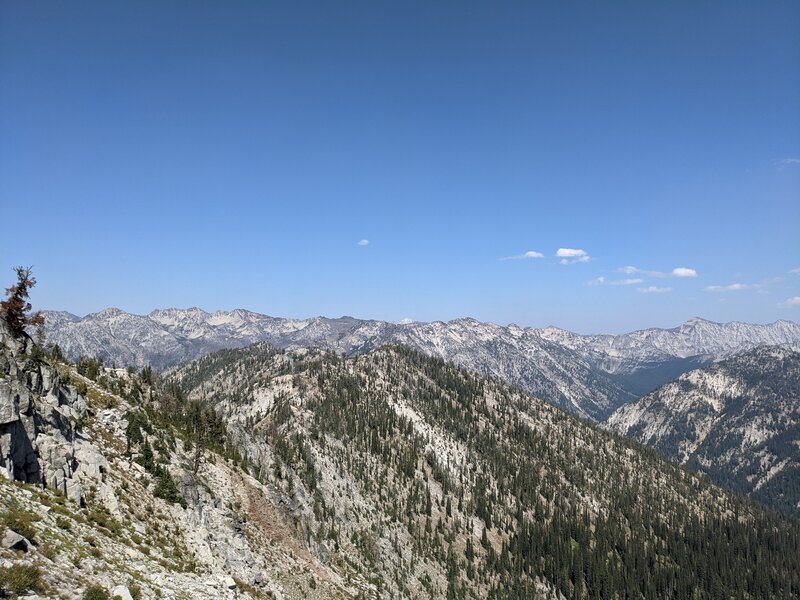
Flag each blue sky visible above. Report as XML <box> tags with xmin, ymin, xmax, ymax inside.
<box><xmin>1</xmin><ymin>1</ymin><xmax>798</xmax><ymax>333</ymax></box>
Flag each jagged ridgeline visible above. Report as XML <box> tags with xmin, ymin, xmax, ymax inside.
<box><xmin>166</xmin><ymin>342</ymin><xmax>800</xmax><ymax>599</ymax></box>
<box><xmin>41</xmin><ymin>308</ymin><xmax>800</xmax><ymax>421</ymax></box>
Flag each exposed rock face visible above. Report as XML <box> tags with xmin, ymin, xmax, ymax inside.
<box><xmin>0</xmin><ymin>315</ymin><xmax>97</xmax><ymax>502</ymax></box>
<box><xmin>605</xmin><ymin>345</ymin><xmax>800</xmax><ymax>516</ymax></box>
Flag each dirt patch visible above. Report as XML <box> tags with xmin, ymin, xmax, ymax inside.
<box><xmin>232</xmin><ymin>471</ymin><xmax>350</xmax><ymax>594</ymax></box>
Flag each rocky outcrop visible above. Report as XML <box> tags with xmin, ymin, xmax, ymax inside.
<box><xmin>0</xmin><ymin>315</ymin><xmax>99</xmax><ymax>503</ymax></box>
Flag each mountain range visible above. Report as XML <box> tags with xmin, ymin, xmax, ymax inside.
<box><xmin>6</xmin><ymin>310</ymin><xmax>800</xmax><ymax>598</ymax></box>
<box><xmin>41</xmin><ymin>308</ymin><xmax>800</xmax><ymax>420</ymax></box>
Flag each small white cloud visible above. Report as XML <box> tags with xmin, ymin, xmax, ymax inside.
<box><xmin>398</xmin><ymin>317</ymin><xmax>414</xmax><ymax>324</ymax></box>
<box><xmin>357</xmin><ymin>239</ymin><xmax>369</xmax><ymax>246</ymax></box>
<box><xmin>557</xmin><ymin>248</ymin><xmax>588</xmax><ymax>258</ymax></box>
<box><xmin>638</xmin><ymin>286</ymin><xmax>672</xmax><ymax>294</ymax></box>
<box><xmin>500</xmin><ymin>250</ymin><xmax>544</xmax><ymax>261</ymax></box>
<box><xmin>778</xmin><ymin>158</ymin><xmax>800</xmax><ymax>166</ymax></box>
<box><xmin>619</xmin><ymin>265</ymin><xmax>697</xmax><ymax>278</ymax></box>
<box><xmin>790</xmin><ymin>267</ymin><xmax>800</xmax><ymax>275</ymax></box>
<box><xmin>783</xmin><ymin>296</ymin><xmax>800</xmax><ymax>306</ymax></box>
<box><xmin>704</xmin><ymin>283</ymin><xmax>751</xmax><ymax>292</ymax></box>
<box><xmin>556</xmin><ymin>248</ymin><xmax>591</xmax><ymax>264</ymax></box>
<box><xmin>672</xmin><ymin>267</ymin><xmax>697</xmax><ymax>278</ymax></box>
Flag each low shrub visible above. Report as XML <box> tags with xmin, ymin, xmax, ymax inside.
<box><xmin>82</xmin><ymin>585</ymin><xmax>109</xmax><ymax>600</ymax></box>
<box><xmin>2</xmin><ymin>503</ymin><xmax>40</xmax><ymax>542</ymax></box>
<box><xmin>0</xmin><ymin>564</ymin><xmax>45</xmax><ymax>595</ymax></box>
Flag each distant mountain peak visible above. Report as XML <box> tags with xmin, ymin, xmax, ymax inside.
<box><xmin>91</xmin><ymin>307</ymin><xmax>127</xmax><ymax>318</ymax></box>
<box><xmin>683</xmin><ymin>316</ymin><xmax>714</xmax><ymax>325</ymax></box>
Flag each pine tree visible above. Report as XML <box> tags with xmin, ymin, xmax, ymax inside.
<box><xmin>1</xmin><ymin>266</ymin><xmax>44</xmax><ymax>336</ymax></box>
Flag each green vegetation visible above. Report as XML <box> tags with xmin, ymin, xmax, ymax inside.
<box><xmin>127</xmin><ymin>582</ymin><xmax>143</xmax><ymax>600</ymax></box>
<box><xmin>82</xmin><ymin>586</ymin><xmax>110</xmax><ymax>600</ymax></box>
<box><xmin>0</xmin><ymin>266</ymin><xmax>44</xmax><ymax>337</ymax></box>
<box><xmin>55</xmin><ymin>515</ymin><xmax>72</xmax><ymax>531</ymax></box>
<box><xmin>86</xmin><ymin>504</ymin><xmax>123</xmax><ymax>536</ymax></box>
<box><xmin>2</xmin><ymin>501</ymin><xmax>41</xmax><ymax>543</ymax></box>
<box><xmin>127</xmin><ymin>433</ymin><xmax>187</xmax><ymax>508</ymax></box>
<box><xmin>0</xmin><ymin>564</ymin><xmax>45</xmax><ymax>596</ymax></box>
<box><xmin>153</xmin><ymin>470</ymin><xmax>187</xmax><ymax>508</ymax></box>
<box><xmin>76</xmin><ymin>356</ymin><xmax>104</xmax><ymax>381</ymax></box>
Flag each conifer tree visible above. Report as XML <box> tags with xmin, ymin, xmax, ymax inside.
<box><xmin>1</xmin><ymin>266</ymin><xmax>44</xmax><ymax>336</ymax></box>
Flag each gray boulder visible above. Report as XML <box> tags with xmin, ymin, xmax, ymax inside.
<box><xmin>1</xmin><ymin>528</ymin><xmax>31</xmax><ymax>552</ymax></box>
<box><xmin>111</xmin><ymin>585</ymin><xmax>134</xmax><ymax>600</ymax></box>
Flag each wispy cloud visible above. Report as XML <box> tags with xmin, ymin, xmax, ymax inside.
<box><xmin>778</xmin><ymin>158</ymin><xmax>800</xmax><ymax>166</ymax></box>
<box><xmin>500</xmin><ymin>250</ymin><xmax>544</xmax><ymax>261</ymax></box>
<box><xmin>589</xmin><ymin>276</ymin><xmax>643</xmax><ymax>286</ymax></box>
<box><xmin>704</xmin><ymin>278</ymin><xmax>781</xmax><ymax>293</ymax></box>
<box><xmin>790</xmin><ymin>267</ymin><xmax>800</xmax><ymax>275</ymax></box>
<box><xmin>704</xmin><ymin>283</ymin><xmax>752</xmax><ymax>292</ymax></box>
<box><xmin>557</xmin><ymin>248</ymin><xmax>591</xmax><ymax>264</ymax></box>
<box><xmin>638</xmin><ymin>286</ymin><xmax>672</xmax><ymax>294</ymax></box>
<box><xmin>357</xmin><ymin>239</ymin><xmax>369</xmax><ymax>246</ymax></box>
<box><xmin>781</xmin><ymin>296</ymin><xmax>800</xmax><ymax>307</ymax></box>
<box><xmin>620</xmin><ymin>266</ymin><xmax>697</xmax><ymax>278</ymax></box>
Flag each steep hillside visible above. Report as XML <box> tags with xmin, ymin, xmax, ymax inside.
<box><xmin>606</xmin><ymin>345</ymin><xmax>800</xmax><ymax>516</ymax></box>
<box><xmin>164</xmin><ymin>342</ymin><xmax>800</xmax><ymax>599</ymax></box>
<box><xmin>0</xmin><ymin>317</ymin><xmax>352</xmax><ymax>599</ymax></box>
<box><xmin>41</xmin><ymin>308</ymin><xmax>800</xmax><ymax>420</ymax></box>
